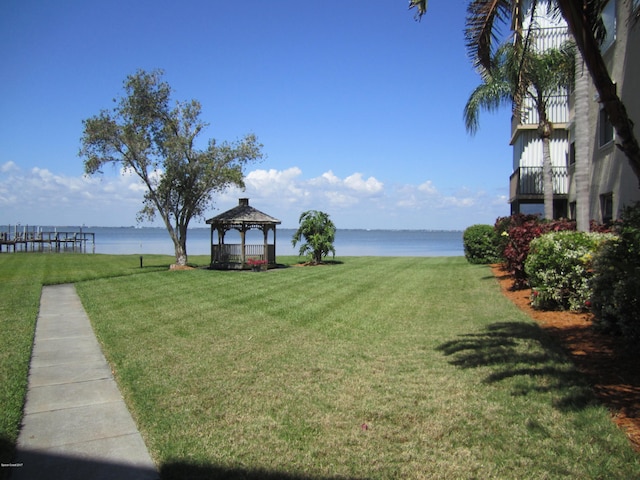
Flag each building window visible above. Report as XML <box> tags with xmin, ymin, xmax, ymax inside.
<box><xmin>600</xmin><ymin>193</ymin><xmax>613</xmax><ymax>225</ymax></box>
<box><xmin>600</xmin><ymin>0</ymin><xmax>616</xmax><ymax>52</ymax></box>
<box><xmin>568</xmin><ymin>141</ymin><xmax>576</xmax><ymax>166</ymax></box>
<box><xmin>599</xmin><ymin>108</ymin><xmax>614</xmax><ymax>147</ymax></box>
<box><xmin>569</xmin><ymin>201</ymin><xmax>576</xmax><ymax>220</ymax></box>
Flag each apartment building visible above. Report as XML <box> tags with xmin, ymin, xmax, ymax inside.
<box><xmin>510</xmin><ymin>0</ymin><xmax>640</xmax><ymax>225</ymax></box>
<box><xmin>509</xmin><ymin>0</ymin><xmax>571</xmax><ymax>218</ymax></box>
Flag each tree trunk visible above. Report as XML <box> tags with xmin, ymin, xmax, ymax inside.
<box><xmin>174</xmin><ymin>242</ymin><xmax>187</xmax><ymax>266</ymax></box>
<box><xmin>542</xmin><ymin>131</ymin><xmax>555</xmax><ymax>220</ymax></box>
<box><xmin>556</xmin><ymin>0</ymin><xmax>640</xmax><ymax>186</ymax></box>
<box><xmin>159</xmin><ymin>212</ymin><xmax>188</xmax><ymax>266</ymax></box>
<box><xmin>574</xmin><ymin>51</ymin><xmax>592</xmax><ymax>231</ymax></box>
<box><xmin>538</xmin><ymin>104</ymin><xmax>555</xmax><ymax>220</ymax></box>
<box><xmin>173</xmin><ymin>224</ymin><xmax>189</xmax><ymax>266</ymax></box>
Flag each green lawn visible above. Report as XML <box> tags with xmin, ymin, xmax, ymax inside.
<box><xmin>2</xmin><ymin>253</ymin><xmax>639</xmax><ymax>479</ymax></box>
<box><xmin>0</xmin><ymin>253</ymin><xmax>171</xmax><ymax>476</ymax></box>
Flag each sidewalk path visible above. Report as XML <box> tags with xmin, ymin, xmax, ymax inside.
<box><xmin>12</xmin><ymin>284</ymin><xmax>158</xmax><ymax>480</ymax></box>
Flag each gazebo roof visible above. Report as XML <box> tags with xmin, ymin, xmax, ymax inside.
<box><xmin>206</xmin><ymin>198</ymin><xmax>281</xmax><ymax>227</ymax></box>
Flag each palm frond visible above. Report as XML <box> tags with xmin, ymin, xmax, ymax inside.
<box><xmin>463</xmin><ymin>67</ymin><xmax>512</xmax><ymax>135</ymax></box>
<box><xmin>408</xmin><ymin>0</ymin><xmax>428</xmax><ymax>21</ymax></box>
<box><xmin>465</xmin><ymin>0</ymin><xmax>513</xmax><ymax>70</ymax></box>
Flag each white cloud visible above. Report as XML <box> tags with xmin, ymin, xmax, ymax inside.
<box><xmin>344</xmin><ymin>173</ymin><xmax>383</xmax><ymax>194</ymax></box>
<box><xmin>0</xmin><ymin>163</ymin><xmax>145</xmax><ymax>225</ymax></box>
<box><xmin>0</xmin><ymin>163</ymin><xmax>509</xmax><ymax>229</ymax></box>
<box><xmin>306</xmin><ymin>170</ymin><xmax>338</xmax><ymax>188</ymax></box>
<box><xmin>324</xmin><ymin>190</ymin><xmax>356</xmax><ymax>208</ymax></box>
<box><xmin>418</xmin><ymin>180</ymin><xmax>438</xmax><ymax>195</ymax></box>
<box><xmin>1</xmin><ymin>161</ymin><xmax>19</xmax><ymax>173</ymax></box>
<box><xmin>244</xmin><ymin>167</ymin><xmax>304</xmax><ymax>198</ymax></box>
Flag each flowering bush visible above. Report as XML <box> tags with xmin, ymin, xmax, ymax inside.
<box><xmin>463</xmin><ymin>224</ymin><xmax>501</xmax><ymax>264</ymax></box>
<box><xmin>246</xmin><ymin>258</ymin><xmax>267</xmax><ymax>269</ymax></box>
<box><xmin>525</xmin><ymin>231</ymin><xmax>615</xmax><ymax>311</ymax></box>
<box><xmin>495</xmin><ymin>215</ymin><xmax>575</xmax><ymax>290</ymax></box>
<box><xmin>591</xmin><ymin>202</ymin><xmax>640</xmax><ymax>337</ymax></box>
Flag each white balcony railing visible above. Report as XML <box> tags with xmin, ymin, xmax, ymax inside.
<box><xmin>510</xmin><ymin>166</ymin><xmax>569</xmax><ymax>201</ymax></box>
<box><xmin>521</xmin><ymin>25</ymin><xmax>570</xmax><ymax>52</ymax></box>
<box><xmin>517</xmin><ymin>93</ymin><xmax>570</xmax><ymax>126</ymax></box>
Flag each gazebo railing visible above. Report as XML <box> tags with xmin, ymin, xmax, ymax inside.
<box><xmin>211</xmin><ymin>244</ymin><xmax>276</xmax><ymax>266</ymax></box>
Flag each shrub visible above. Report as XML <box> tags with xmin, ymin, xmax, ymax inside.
<box><xmin>495</xmin><ymin>215</ymin><xmax>576</xmax><ymax>290</ymax></box>
<box><xmin>591</xmin><ymin>203</ymin><xmax>640</xmax><ymax>337</ymax></box>
<box><xmin>463</xmin><ymin>224</ymin><xmax>501</xmax><ymax>264</ymax></box>
<box><xmin>525</xmin><ymin>231</ymin><xmax>615</xmax><ymax>311</ymax></box>
<box><xmin>494</xmin><ymin>214</ymin><xmax>540</xmax><ymax>259</ymax></box>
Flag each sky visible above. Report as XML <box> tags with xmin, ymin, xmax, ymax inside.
<box><xmin>0</xmin><ymin>0</ymin><xmax>513</xmax><ymax>230</ymax></box>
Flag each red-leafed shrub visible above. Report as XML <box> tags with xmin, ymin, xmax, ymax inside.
<box><xmin>494</xmin><ymin>215</ymin><xmax>576</xmax><ymax>290</ymax></box>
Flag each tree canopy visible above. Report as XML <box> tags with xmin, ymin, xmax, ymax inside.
<box><xmin>80</xmin><ymin>69</ymin><xmax>263</xmax><ymax>265</ymax></box>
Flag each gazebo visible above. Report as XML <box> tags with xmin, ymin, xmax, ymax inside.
<box><xmin>206</xmin><ymin>198</ymin><xmax>281</xmax><ymax>269</ymax></box>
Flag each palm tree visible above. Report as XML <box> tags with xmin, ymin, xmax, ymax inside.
<box><xmin>410</xmin><ymin>0</ymin><xmax>640</xmax><ymax>185</ymax></box>
<box><xmin>291</xmin><ymin>210</ymin><xmax>337</xmax><ymax>264</ymax></box>
<box><xmin>573</xmin><ymin>49</ymin><xmax>592</xmax><ymax>231</ymax></box>
<box><xmin>464</xmin><ymin>41</ymin><xmax>575</xmax><ymax>219</ymax></box>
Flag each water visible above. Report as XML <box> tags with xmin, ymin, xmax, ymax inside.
<box><xmin>1</xmin><ymin>226</ymin><xmax>464</xmax><ymax>257</ymax></box>
<box><xmin>91</xmin><ymin>227</ymin><xmax>463</xmax><ymax>257</ymax></box>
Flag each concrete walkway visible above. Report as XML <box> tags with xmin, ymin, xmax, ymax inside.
<box><xmin>12</xmin><ymin>284</ymin><xmax>158</xmax><ymax>480</ymax></box>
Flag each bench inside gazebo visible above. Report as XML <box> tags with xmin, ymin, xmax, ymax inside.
<box><xmin>206</xmin><ymin>198</ymin><xmax>281</xmax><ymax>270</ymax></box>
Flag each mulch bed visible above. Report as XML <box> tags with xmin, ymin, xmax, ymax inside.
<box><xmin>491</xmin><ymin>264</ymin><xmax>640</xmax><ymax>451</ymax></box>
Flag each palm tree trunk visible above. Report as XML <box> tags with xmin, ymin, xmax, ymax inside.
<box><xmin>574</xmin><ymin>51</ymin><xmax>591</xmax><ymax>231</ymax></box>
<box><xmin>538</xmin><ymin>100</ymin><xmax>554</xmax><ymax>220</ymax></box>
<box><xmin>542</xmin><ymin>132</ymin><xmax>555</xmax><ymax>220</ymax></box>
<box><xmin>556</xmin><ymin>0</ymin><xmax>640</xmax><ymax>186</ymax></box>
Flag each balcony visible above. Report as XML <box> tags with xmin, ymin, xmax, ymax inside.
<box><xmin>512</xmin><ymin>93</ymin><xmax>570</xmax><ymax>136</ymax></box>
<box><xmin>510</xmin><ymin>166</ymin><xmax>568</xmax><ymax>202</ymax></box>
<box><xmin>520</xmin><ymin>25</ymin><xmax>570</xmax><ymax>53</ymax></box>
<box><xmin>510</xmin><ymin>26</ymin><xmax>571</xmax><ymax>135</ymax></box>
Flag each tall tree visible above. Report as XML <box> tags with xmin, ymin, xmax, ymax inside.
<box><xmin>573</xmin><ymin>50</ymin><xmax>592</xmax><ymax>231</ymax></box>
<box><xmin>464</xmin><ymin>42</ymin><xmax>575</xmax><ymax>219</ymax></box>
<box><xmin>410</xmin><ymin>0</ymin><xmax>640</xmax><ymax>185</ymax></box>
<box><xmin>80</xmin><ymin>70</ymin><xmax>263</xmax><ymax>266</ymax></box>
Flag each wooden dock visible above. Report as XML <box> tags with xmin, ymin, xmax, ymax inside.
<box><xmin>0</xmin><ymin>227</ymin><xmax>95</xmax><ymax>253</ymax></box>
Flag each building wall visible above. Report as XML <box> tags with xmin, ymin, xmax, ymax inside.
<box><xmin>578</xmin><ymin>0</ymin><xmax>640</xmax><ymax>223</ymax></box>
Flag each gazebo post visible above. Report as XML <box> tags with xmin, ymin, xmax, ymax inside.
<box><xmin>219</xmin><ymin>228</ymin><xmax>225</xmax><ymax>264</ymax></box>
<box><xmin>240</xmin><ymin>228</ymin><xmax>246</xmax><ymax>266</ymax></box>
<box><xmin>263</xmin><ymin>227</ymin><xmax>269</xmax><ymax>265</ymax></box>
<box><xmin>210</xmin><ymin>227</ymin><xmax>214</xmax><ymax>266</ymax></box>
<box><xmin>273</xmin><ymin>226</ymin><xmax>277</xmax><ymax>264</ymax></box>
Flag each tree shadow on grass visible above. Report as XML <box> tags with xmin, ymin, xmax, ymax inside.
<box><xmin>437</xmin><ymin>321</ymin><xmax>597</xmax><ymax>411</ymax></box>
<box><xmin>160</xmin><ymin>462</ymin><xmax>365</xmax><ymax>480</ymax></box>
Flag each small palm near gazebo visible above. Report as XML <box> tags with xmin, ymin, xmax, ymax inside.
<box><xmin>206</xmin><ymin>198</ymin><xmax>281</xmax><ymax>270</ymax></box>
<box><xmin>291</xmin><ymin>210</ymin><xmax>336</xmax><ymax>265</ymax></box>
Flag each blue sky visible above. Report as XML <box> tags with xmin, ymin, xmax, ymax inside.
<box><xmin>0</xmin><ymin>0</ymin><xmax>512</xmax><ymax>230</ymax></box>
